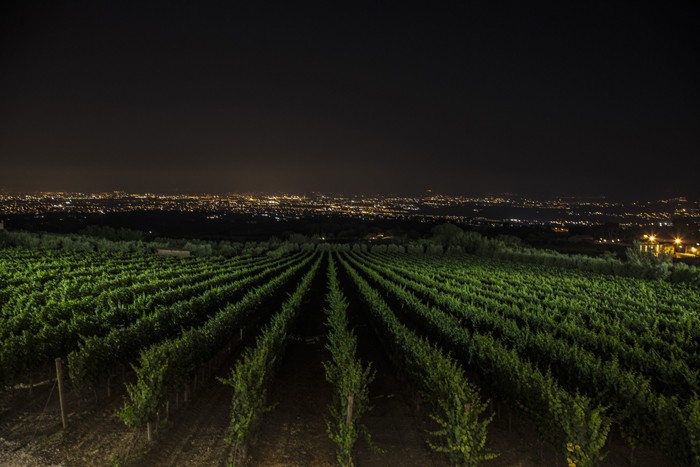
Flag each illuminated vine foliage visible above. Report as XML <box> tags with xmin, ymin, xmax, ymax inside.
<box><xmin>220</xmin><ymin>256</ymin><xmax>321</xmax><ymax>466</ymax></box>
<box><xmin>1</xmin><ymin>244</ymin><xmax>698</xmax><ymax>466</ymax></box>
<box><xmin>322</xmin><ymin>256</ymin><xmax>376</xmax><ymax>466</ymax></box>
<box><xmin>348</xmin><ymin>251</ymin><xmax>699</xmax><ymax>466</ymax></box>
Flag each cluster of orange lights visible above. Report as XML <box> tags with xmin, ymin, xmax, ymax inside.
<box><xmin>643</xmin><ymin>234</ymin><xmax>683</xmax><ymax>245</ymax></box>
<box><xmin>642</xmin><ymin>234</ymin><xmax>700</xmax><ymax>254</ymax></box>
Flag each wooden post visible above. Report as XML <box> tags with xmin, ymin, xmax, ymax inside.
<box><xmin>107</xmin><ymin>374</ymin><xmax>111</xmax><ymax>398</ymax></box>
<box><xmin>29</xmin><ymin>373</ymin><xmax>33</xmax><ymax>396</ymax></box>
<box><xmin>55</xmin><ymin>358</ymin><xmax>68</xmax><ymax>429</ymax></box>
<box><xmin>147</xmin><ymin>422</ymin><xmax>152</xmax><ymax>441</ymax></box>
<box><xmin>165</xmin><ymin>399</ymin><xmax>170</xmax><ymax>420</ymax></box>
<box><xmin>240</xmin><ymin>327</ymin><xmax>243</xmax><ymax>341</ymax></box>
<box><xmin>346</xmin><ymin>393</ymin><xmax>354</xmax><ymax>427</ymax></box>
<box><xmin>184</xmin><ymin>384</ymin><xmax>190</xmax><ymax>402</ymax></box>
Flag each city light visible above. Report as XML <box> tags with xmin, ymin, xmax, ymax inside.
<box><xmin>0</xmin><ymin>192</ymin><xmax>698</xmax><ymax>230</ymax></box>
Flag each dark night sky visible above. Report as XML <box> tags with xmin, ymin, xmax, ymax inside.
<box><xmin>1</xmin><ymin>2</ymin><xmax>698</xmax><ymax>199</ymax></box>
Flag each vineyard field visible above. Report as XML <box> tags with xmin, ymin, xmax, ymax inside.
<box><xmin>1</xmin><ymin>247</ymin><xmax>698</xmax><ymax>466</ymax></box>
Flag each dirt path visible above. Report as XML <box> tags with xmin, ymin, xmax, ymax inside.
<box><xmin>245</xmin><ymin>257</ymin><xmax>337</xmax><ymax>466</ymax></box>
<box><xmin>350</xmin><ymin>321</ymin><xmax>450</xmax><ymax>466</ymax></box>
<box><xmin>0</xmin><ymin>370</ymin><xmax>146</xmax><ymax>467</ymax></box>
<box><xmin>134</xmin><ymin>366</ymin><xmax>233</xmax><ymax>467</ymax></box>
<box><xmin>338</xmin><ymin>260</ymin><xmax>449</xmax><ymax>467</ymax></box>
<box><xmin>245</xmin><ymin>335</ymin><xmax>336</xmax><ymax>466</ymax></box>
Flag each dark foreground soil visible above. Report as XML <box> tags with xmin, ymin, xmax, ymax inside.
<box><xmin>0</xmin><ymin>367</ymin><xmax>145</xmax><ymax>466</ymax></box>
<box><xmin>337</xmin><ymin>262</ymin><xmax>451</xmax><ymax>467</ymax></box>
<box><xmin>244</xmin><ymin>258</ymin><xmax>337</xmax><ymax>466</ymax></box>
<box><xmin>133</xmin><ymin>368</ymin><xmax>233</xmax><ymax>466</ymax></box>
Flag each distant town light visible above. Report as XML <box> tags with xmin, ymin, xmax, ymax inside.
<box><xmin>674</xmin><ymin>237</ymin><xmax>682</xmax><ymax>245</ymax></box>
<box><xmin>648</xmin><ymin>235</ymin><xmax>656</xmax><ymax>242</ymax></box>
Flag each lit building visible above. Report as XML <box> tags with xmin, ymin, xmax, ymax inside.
<box><xmin>639</xmin><ymin>234</ymin><xmax>675</xmax><ymax>256</ymax></box>
<box><xmin>639</xmin><ymin>235</ymin><xmax>700</xmax><ymax>257</ymax></box>
<box><xmin>639</xmin><ymin>241</ymin><xmax>675</xmax><ymax>256</ymax></box>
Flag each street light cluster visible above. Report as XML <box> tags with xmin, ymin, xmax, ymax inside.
<box><xmin>643</xmin><ymin>234</ymin><xmax>685</xmax><ymax>245</ymax></box>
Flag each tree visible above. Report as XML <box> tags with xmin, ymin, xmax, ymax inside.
<box><xmin>625</xmin><ymin>241</ymin><xmax>672</xmax><ymax>279</ymax></box>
